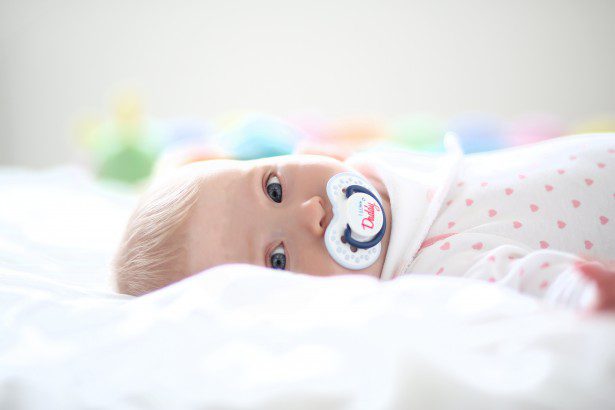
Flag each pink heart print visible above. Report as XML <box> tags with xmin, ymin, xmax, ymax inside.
<box><xmin>597</xmin><ymin>163</ymin><xmax>606</xmax><ymax>169</ymax></box>
<box><xmin>440</xmin><ymin>242</ymin><xmax>451</xmax><ymax>251</ymax></box>
<box><xmin>472</xmin><ymin>242</ymin><xmax>484</xmax><ymax>250</ymax></box>
<box><xmin>488</xmin><ymin>209</ymin><xmax>497</xmax><ymax>217</ymax></box>
<box><xmin>530</xmin><ymin>204</ymin><xmax>539</xmax><ymax>212</ymax></box>
<box><xmin>540</xmin><ymin>241</ymin><xmax>550</xmax><ymax>249</ymax></box>
<box><xmin>557</xmin><ymin>169</ymin><xmax>565</xmax><ymax>175</ymax></box>
<box><xmin>585</xmin><ymin>178</ymin><xmax>594</xmax><ymax>186</ymax></box>
<box><xmin>572</xmin><ymin>199</ymin><xmax>581</xmax><ymax>208</ymax></box>
<box><xmin>585</xmin><ymin>240</ymin><xmax>594</xmax><ymax>250</ymax></box>
<box><xmin>513</xmin><ymin>221</ymin><xmax>523</xmax><ymax>229</ymax></box>
<box><xmin>600</xmin><ymin>216</ymin><xmax>609</xmax><ymax>225</ymax></box>
<box><xmin>545</xmin><ymin>184</ymin><xmax>554</xmax><ymax>192</ymax></box>
<box><xmin>557</xmin><ymin>220</ymin><xmax>566</xmax><ymax>229</ymax></box>
<box><xmin>448</xmin><ymin>221</ymin><xmax>456</xmax><ymax>229</ymax></box>
<box><xmin>465</xmin><ymin>198</ymin><xmax>474</xmax><ymax>206</ymax></box>
<box><xmin>505</xmin><ymin>188</ymin><xmax>514</xmax><ymax>195</ymax></box>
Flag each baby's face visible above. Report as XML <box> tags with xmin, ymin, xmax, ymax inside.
<box><xmin>184</xmin><ymin>155</ymin><xmax>392</xmax><ymax>279</ymax></box>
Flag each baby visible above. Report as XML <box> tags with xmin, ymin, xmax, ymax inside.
<box><xmin>113</xmin><ymin>133</ymin><xmax>615</xmax><ymax>310</ymax></box>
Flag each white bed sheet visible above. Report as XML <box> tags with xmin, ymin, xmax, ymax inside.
<box><xmin>1</xmin><ymin>167</ymin><xmax>614</xmax><ymax>409</ymax></box>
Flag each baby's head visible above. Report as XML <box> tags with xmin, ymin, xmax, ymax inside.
<box><xmin>113</xmin><ymin>155</ymin><xmax>391</xmax><ymax>295</ymax></box>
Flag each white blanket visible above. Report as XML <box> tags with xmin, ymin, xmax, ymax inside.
<box><xmin>1</xmin><ymin>167</ymin><xmax>614</xmax><ymax>409</ymax></box>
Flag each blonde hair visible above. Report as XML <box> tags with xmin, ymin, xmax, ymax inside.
<box><xmin>113</xmin><ymin>169</ymin><xmax>202</xmax><ymax>296</ymax></box>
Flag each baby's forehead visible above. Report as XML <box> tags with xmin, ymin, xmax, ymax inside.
<box><xmin>183</xmin><ymin>162</ymin><xmax>258</xmax><ymax>270</ymax></box>
<box><xmin>184</xmin><ymin>202</ymin><xmax>254</xmax><ymax>276</ymax></box>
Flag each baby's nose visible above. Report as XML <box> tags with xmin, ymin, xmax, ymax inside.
<box><xmin>299</xmin><ymin>196</ymin><xmax>328</xmax><ymax>237</ymax></box>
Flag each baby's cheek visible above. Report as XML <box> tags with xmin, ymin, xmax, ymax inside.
<box><xmin>293</xmin><ymin>248</ymin><xmax>343</xmax><ymax>277</ymax></box>
<box><xmin>297</xmin><ymin>252</ymin><xmax>377</xmax><ymax>277</ymax></box>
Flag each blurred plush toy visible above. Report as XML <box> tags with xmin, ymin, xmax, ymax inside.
<box><xmin>505</xmin><ymin>114</ymin><xmax>565</xmax><ymax>146</ymax></box>
<box><xmin>446</xmin><ymin>113</ymin><xmax>506</xmax><ymax>153</ymax></box>
<box><xmin>292</xmin><ymin>116</ymin><xmax>390</xmax><ymax>154</ymax></box>
<box><xmin>389</xmin><ymin>114</ymin><xmax>446</xmax><ymax>152</ymax></box>
<box><xmin>79</xmin><ymin>96</ymin><xmax>611</xmax><ymax>181</ymax></box>
<box><xmin>80</xmin><ymin>92</ymin><xmax>162</xmax><ymax>185</ymax></box>
<box><xmin>215</xmin><ymin>113</ymin><xmax>305</xmax><ymax>160</ymax></box>
<box><xmin>572</xmin><ymin>115</ymin><xmax>615</xmax><ymax>135</ymax></box>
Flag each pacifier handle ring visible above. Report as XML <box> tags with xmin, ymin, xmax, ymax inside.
<box><xmin>343</xmin><ymin>185</ymin><xmax>387</xmax><ymax>250</ymax></box>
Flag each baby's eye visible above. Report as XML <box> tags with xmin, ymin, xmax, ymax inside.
<box><xmin>266</xmin><ymin>175</ymin><xmax>283</xmax><ymax>203</ymax></box>
<box><xmin>270</xmin><ymin>244</ymin><xmax>286</xmax><ymax>270</ymax></box>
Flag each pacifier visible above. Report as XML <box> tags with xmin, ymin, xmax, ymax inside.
<box><xmin>324</xmin><ymin>172</ymin><xmax>386</xmax><ymax>270</ymax></box>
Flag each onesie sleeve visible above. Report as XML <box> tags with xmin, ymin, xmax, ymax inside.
<box><xmin>464</xmin><ymin>245</ymin><xmax>600</xmax><ymax>309</ymax></box>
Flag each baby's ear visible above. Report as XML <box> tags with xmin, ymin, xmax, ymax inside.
<box><xmin>293</xmin><ymin>141</ymin><xmax>351</xmax><ymax>161</ymax></box>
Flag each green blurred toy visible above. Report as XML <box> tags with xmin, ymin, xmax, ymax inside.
<box><xmin>80</xmin><ymin>92</ymin><xmax>161</xmax><ymax>185</ymax></box>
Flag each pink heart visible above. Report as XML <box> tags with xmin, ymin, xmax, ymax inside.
<box><xmin>448</xmin><ymin>221</ymin><xmax>456</xmax><ymax>229</ymax></box>
<box><xmin>557</xmin><ymin>220</ymin><xmax>566</xmax><ymax>229</ymax></box>
<box><xmin>465</xmin><ymin>198</ymin><xmax>474</xmax><ymax>206</ymax></box>
<box><xmin>487</xmin><ymin>277</ymin><xmax>496</xmax><ymax>283</ymax></box>
<box><xmin>440</xmin><ymin>242</ymin><xmax>451</xmax><ymax>251</ymax></box>
<box><xmin>609</xmin><ymin>148</ymin><xmax>615</xmax><ymax>154</ymax></box>
<box><xmin>584</xmin><ymin>240</ymin><xmax>593</xmax><ymax>250</ymax></box>
<box><xmin>505</xmin><ymin>188</ymin><xmax>514</xmax><ymax>195</ymax></box>
<box><xmin>488</xmin><ymin>209</ymin><xmax>497</xmax><ymax>217</ymax></box>
<box><xmin>557</xmin><ymin>169</ymin><xmax>565</xmax><ymax>175</ymax></box>
<box><xmin>513</xmin><ymin>221</ymin><xmax>522</xmax><ymax>229</ymax></box>
<box><xmin>572</xmin><ymin>199</ymin><xmax>581</xmax><ymax>208</ymax></box>
<box><xmin>487</xmin><ymin>255</ymin><xmax>496</xmax><ymax>262</ymax></box>
<box><xmin>472</xmin><ymin>242</ymin><xmax>484</xmax><ymax>250</ymax></box>
<box><xmin>540</xmin><ymin>280</ymin><xmax>549</xmax><ymax>289</ymax></box>
<box><xmin>569</xmin><ymin>155</ymin><xmax>577</xmax><ymax>160</ymax></box>
<box><xmin>481</xmin><ymin>182</ymin><xmax>488</xmax><ymax>187</ymax></box>
<box><xmin>518</xmin><ymin>174</ymin><xmax>526</xmax><ymax>179</ymax></box>
<box><xmin>540</xmin><ymin>241</ymin><xmax>549</xmax><ymax>249</ymax></box>
<box><xmin>436</xmin><ymin>267</ymin><xmax>444</xmax><ymax>275</ymax></box>
<box><xmin>585</xmin><ymin>178</ymin><xmax>594</xmax><ymax>186</ymax></box>
<box><xmin>530</xmin><ymin>204</ymin><xmax>539</xmax><ymax>212</ymax></box>
<box><xmin>446</xmin><ymin>200</ymin><xmax>453</xmax><ymax>206</ymax></box>
<box><xmin>540</xmin><ymin>262</ymin><xmax>550</xmax><ymax>269</ymax></box>
<box><xmin>600</xmin><ymin>216</ymin><xmax>609</xmax><ymax>225</ymax></box>
<box><xmin>597</xmin><ymin>162</ymin><xmax>606</xmax><ymax>169</ymax></box>
<box><xmin>545</xmin><ymin>184</ymin><xmax>554</xmax><ymax>192</ymax></box>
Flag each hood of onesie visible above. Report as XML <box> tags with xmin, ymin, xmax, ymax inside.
<box><xmin>345</xmin><ymin>134</ymin><xmax>463</xmax><ymax>280</ymax></box>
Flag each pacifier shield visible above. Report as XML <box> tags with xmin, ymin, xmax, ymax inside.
<box><xmin>324</xmin><ymin>172</ymin><xmax>386</xmax><ymax>270</ymax></box>
<box><xmin>346</xmin><ymin>192</ymin><xmax>384</xmax><ymax>241</ymax></box>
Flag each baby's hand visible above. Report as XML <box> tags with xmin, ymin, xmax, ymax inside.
<box><xmin>577</xmin><ymin>261</ymin><xmax>615</xmax><ymax>312</ymax></box>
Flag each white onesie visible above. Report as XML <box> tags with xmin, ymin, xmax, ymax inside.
<box><xmin>350</xmin><ymin>133</ymin><xmax>615</xmax><ymax>309</ymax></box>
